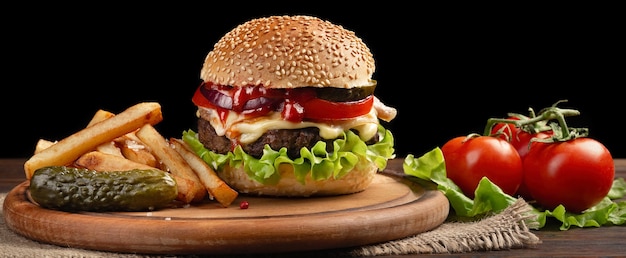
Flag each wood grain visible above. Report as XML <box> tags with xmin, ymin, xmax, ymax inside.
<box><xmin>2</xmin><ymin>173</ymin><xmax>449</xmax><ymax>255</ymax></box>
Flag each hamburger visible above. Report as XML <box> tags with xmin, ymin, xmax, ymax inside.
<box><xmin>182</xmin><ymin>15</ymin><xmax>397</xmax><ymax>197</ymax></box>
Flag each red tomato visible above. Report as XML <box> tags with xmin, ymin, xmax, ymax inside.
<box><xmin>523</xmin><ymin>137</ymin><xmax>614</xmax><ymax>213</ymax></box>
<box><xmin>299</xmin><ymin>95</ymin><xmax>373</xmax><ymax>121</ymax></box>
<box><xmin>491</xmin><ymin>118</ymin><xmax>553</xmax><ymax>159</ymax></box>
<box><xmin>491</xmin><ymin>117</ymin><xmax>554</xmax><ymax>199</ymax></box>
<box><xmin>441</xmin><ymin>136</ymin><xmax>524</xmax><ymax>198</ymax></box>
<box><xmin>514</xmin><ymin>129</ymin><xmax>552</xmax><ymax>200</ymax></box>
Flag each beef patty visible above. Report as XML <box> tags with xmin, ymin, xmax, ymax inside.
<box><xmin>197</xmin><ymin>118</ymin><xmax>378</xmax><ymax>159</ymax></box>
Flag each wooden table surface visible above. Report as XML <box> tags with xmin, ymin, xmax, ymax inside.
<box><xmin>2</xmin><ymin>158</ymin><xmax>626</xmax><ymax>257</ymax></box>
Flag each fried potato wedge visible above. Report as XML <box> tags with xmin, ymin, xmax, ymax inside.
<box><xmin>170</xmin><ymin>138</ymin><xmax>238</xmax><ymax>207</ymax></box>
<box><xmin>136</xmin><ymin>124</ymin><xmax>206</xmax><ymax>204</ymax></box>
<box><xmin>23</xmin><ymin>102</ymin><xmax>163</xmax><ymax>179</ymax></box>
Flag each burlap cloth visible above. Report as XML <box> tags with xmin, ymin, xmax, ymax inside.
<box><xmin>1</xmin><ymin>193</ymin><xmax>541</xmax><ymax>257</ymax></box>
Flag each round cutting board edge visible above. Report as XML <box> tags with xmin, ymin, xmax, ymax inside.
<box><xmin>3</xmin><ymin>173</ymin><xmax>449</xmax><ymax>255</ymax></box>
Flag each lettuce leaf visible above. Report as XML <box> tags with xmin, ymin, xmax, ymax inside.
<box><xmin>403</xmin><ymin>147</ymin><xmax>626</xmax><ymax>230</ymax></box>
<box><xmin>181</xmin><ymin>125</ymin><xmax>395</xmax><ymax>185</ymax></box>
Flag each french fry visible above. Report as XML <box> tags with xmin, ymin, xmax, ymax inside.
<box><xmin>135</xmin><ymin>124</ymin><xmax>206</xmax><ymax>204</ymax></box>
<box><xmin>75</xmin><ymin>151</ymin><xmax>156</xmax><ymax>171</ymax></box>
<box><xmin>85</xmin><ymin>109</ymin><xmax>154</xmax><ymax>162</ymax></box>
<box><xmin>86</xmin><ymin>109</ymin><xmax>116</xmax><ymax>127</ymax></box>
<box><xmin>115</xmin><ymin>135</ymin><xmax>158</xmax><ymax>167</ymax></box>
<box><xmin>23</xmin><ymin>102</ymin><xmax>163</xmax><ymax>179</ymax></box>
<box><xmin>85</xmin><ymin>109</ymin><xmax>125</xmax><ymax>157</ymax></box>
<box><xmin>34</xmin><ymin>109</ymin><xmax>117</xmax><ymax>156</ymax></box>
<box><xmin>122</xmin><ymin>131</ymin><xmax>143</xmax><ymax>143</ymax></box>
<box><xmin>34</xmin><ymin>139</ymin><xmax>56</xmax><ymax>154</ymax></box>
<box><xmin>75</xmin><ymin>151</ymin><xmax>194</xmax><ymax>203</ymax></box>
<box><xmin>170</xmin><ymin>138</ymin><xmax>238</xmax><ymax>207</ymax></box>
<box><xmin>96</xmin><ymin>141</ymin><xmax>124</xmax><ymax>157</ymax></box>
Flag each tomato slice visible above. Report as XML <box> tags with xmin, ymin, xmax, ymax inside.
<box><xmin>301</xmin><ymin>95</ymin><xmax>374</xmax><ymax>121</ymax></box>
<box><xmin>192</xmin><ymin>85</ymin><xmax>213</xmax><ymax>108</ymax></box>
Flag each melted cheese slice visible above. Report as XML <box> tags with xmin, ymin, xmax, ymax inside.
<box><xmin>197</xmin><ymin>107</ymin><xmax>381</xmax><ymax>144</ymax></box>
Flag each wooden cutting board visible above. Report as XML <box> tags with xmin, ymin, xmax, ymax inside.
<box><xmin>3</xmin><ymin>160</ymin><xmax>449</xmax><ymax>255</ymax></box>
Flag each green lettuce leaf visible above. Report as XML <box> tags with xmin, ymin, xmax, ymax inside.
<box><xmin>402</xmin><ymin>148</ymin><xmax>517</xmax><ymax>218</ymax></box>
<box><xmin>533</xmin><ymin>178</ymin><xmax>626</xmax><ymax>230</ymax></box>
<box><xmin>181</xmin><ymin>125</ymin><xmax>395</xmax><ymax>185</ymax></box>
<box><xmin>403</xmin><ymin>147</ymin><xmax>626</xmax><ymax>230</ymax></box>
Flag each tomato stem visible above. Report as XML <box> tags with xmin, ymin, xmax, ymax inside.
<box><xmin>538</xmin><ymin>108</ymin><xmax>576</xmax><ymax>140</ymax></box>
<box><xmin>483</xmin><ymin>112</ymin><xmax>550</xmax><ymax>136</ymax></box>
<box><xmin>483</xmin><ymin>100</ymin><xmax>588</xmax><ymax>143</ymax></box>
<box><xmin>462</xmin><ymin>133</ymin><xmax>482</xmax><ymax>143</ymax></box>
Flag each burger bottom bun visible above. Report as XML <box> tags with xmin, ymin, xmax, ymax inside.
<box><xmin>217</xmin><ymin>162</ymin><xmax>379</xmax><ymax>197</ymax></box>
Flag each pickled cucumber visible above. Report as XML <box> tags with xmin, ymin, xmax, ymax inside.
<box><xmin>315</xmin><ymin>82</ymin><xmax>377</xmax><ymax>102</ymax></box>
<box><xmin>29</xmin><ymin>166</ymin><xmax>177</xmax><ymax>212</ymax></box>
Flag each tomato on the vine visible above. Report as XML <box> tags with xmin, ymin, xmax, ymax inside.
<box><xmin>441</xmin><ymin>135</ymin><xmax>524</xmax><ymax>198</ymax></box>
<box><xmin>490</xmin><ymin>116</ymin><xmax>553</xmax><ymax>199</ymax></box>
<box><xmin>523</xmin><ymin>137</ymin><xmax>614</xmax><ymax>213</ymax></box>
<box><xmin>491</xmin><ymin>117</ymin><xmax>553</xmax><ymax>159</ymax></box>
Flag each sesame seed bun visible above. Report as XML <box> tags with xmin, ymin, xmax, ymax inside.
<box><xmin>200</xmin><ymin>15</ymin><xmax>375</xmax><ymax>89</ymax></box>
<box><xmin>188</xmin><ymin>15</ymin><xmax>396</xmax><ymax>198</ymax></box>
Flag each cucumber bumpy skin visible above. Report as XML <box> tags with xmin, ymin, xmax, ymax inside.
<box><xmin>29</xmin><ymin>166</ymin><xmax>178</xmax><ymax>212</ymax></box>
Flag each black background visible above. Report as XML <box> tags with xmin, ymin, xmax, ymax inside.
<box><xmin>3</xmin><ymin>4</ymin><xmax>624</xmax><ymax>159</ymax></box>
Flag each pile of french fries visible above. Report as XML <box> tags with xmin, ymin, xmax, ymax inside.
<box><xmin>23</xmin><ymin>102</ymin><xmax>238</xmax><ymax>207</ymax></box>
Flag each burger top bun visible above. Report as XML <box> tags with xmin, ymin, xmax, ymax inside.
<box><xmin>200</xmin><ymin>15</ymin><xmax>375</xmax><ymax>89</ymax></box>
